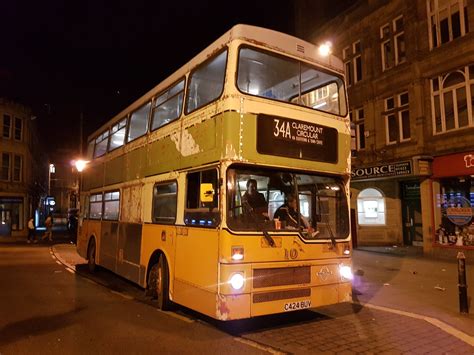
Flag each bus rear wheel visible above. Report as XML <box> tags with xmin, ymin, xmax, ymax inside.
<box><xmin>87</xmin><ymin>238</ymin><xmax>96</xmax><ymax>273</ymax></box>
<box><xmin>148</xmin><ymin>255</ymin><xmax>171</xmax><ymax>310</ymax></box>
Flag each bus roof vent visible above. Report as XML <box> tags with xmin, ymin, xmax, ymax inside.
<box><xmin>296</xmin><ymin>44</ymin><xmax>305</xmax><ymax>54</ymax></box>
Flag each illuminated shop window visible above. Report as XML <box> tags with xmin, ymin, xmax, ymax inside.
<box><xmin>357</xmin><ymin>188</ymin><xmax>386</xmax><ymax>225</ymax></box>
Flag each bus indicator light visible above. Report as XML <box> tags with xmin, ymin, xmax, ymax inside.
<box><xmin>231</xmin><ymin>246</ymin><xmax>244</xmax><ymax>261</ymax></box>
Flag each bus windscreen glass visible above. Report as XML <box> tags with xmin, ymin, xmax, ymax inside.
<box><xmin>237</xmin><ymin>47</ymin><xmax>347</xmax><ymax>116</ymax></box>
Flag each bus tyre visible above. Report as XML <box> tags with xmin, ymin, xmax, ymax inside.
<box><xmin>87</xmin><ymin>239</ymin><xmax>96</xmax><ymax>273</ymax></box>
<box><xmin>148</xmin><ymin>255</ymin><xmax>171</xmax><ymax>310</ymax></box>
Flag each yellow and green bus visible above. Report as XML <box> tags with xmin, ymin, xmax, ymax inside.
<box><xmin>77</xmin><ymin>24</ymin><xmax>352</xmax><ymax>320</ymax></box>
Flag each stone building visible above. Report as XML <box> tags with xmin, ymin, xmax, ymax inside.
<box><xmin>295</xmin><ymin>0</ymin><xmax>474</xmax><ymax>258</ymax></box>
<box><xmin>0</xmin><ymin>98</ymin><xmax>47</xmax><ymax>237</ymax></box>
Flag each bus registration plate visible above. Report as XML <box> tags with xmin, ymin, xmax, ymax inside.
<box><xmin>283</xmin><ymin>300</ymin><xmax>311</xmax><ymax>311</ymax></box>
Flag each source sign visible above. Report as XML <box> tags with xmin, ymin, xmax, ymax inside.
<box><xmin>352</xmin><ymin>161</ymin><xmax>412</xmax><ymax>180</ymax></box>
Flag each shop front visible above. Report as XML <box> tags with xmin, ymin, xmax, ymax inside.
<box><xmin>351</xmin><ymin>160</ymin><xmax>425</xmax><ymax>247</ymax></box>
<box><xmin>432</xmin><ymin>151</ymin><xmax>474</xmax><ymax>257</ymax></box>
<box><xmin>0</xmin><ymin>196</ymin><xmax>25</xmax><ymax>237</ymax></box>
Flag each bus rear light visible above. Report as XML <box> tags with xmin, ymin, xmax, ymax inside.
<box><xmin>229</xmin><ymin>273</ymin><xmax>245</xmax><ymax>290</ymax></box>
<box><xmin>231</xmin><ymin>246</ymin><xmax>244</xmax><ymax>261</ymax></box>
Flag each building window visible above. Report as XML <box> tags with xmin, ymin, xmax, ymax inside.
<box><xmin>13</xmin><ymin>155</ymin><xmax>22</xmax><ymax>182</ymax></box>
<box><xmin>2</xmin><ymin>114</ymin><xmax>11</xmax><ymax>138</ymax></box>
<box><xmin>434</xmin><ymin>177</ymin><xmax>473</xmax><ymax>247</ymax></box>
<box><xmin>380</xmin><ymin>16</ymin><xmax>406</xmax><ymax>71</ymax></box>
<box><xmin>431</xmin><ymin>65</ymin><xmax>474</xmax><ymax>134</ymax></box>
<box><xmin>357</xmin><ymin>188</ymin><xmax>386</xmax><ymax>225</ymax></box>
<box><xmin>350</xmin><ymin>108</ymin><xmax>365</xmax><ymax>151</ymax></box>
<box><xmin>152</xmin><ymin>182</ymin><xmax>177</xmax><ymax>224</ymax></box>
<box><xmin>14</xmin><ymin>117</ymin><xmax>22</xmax><ymax>141</ymax></box>
<box><xmin>428</xmin><ymin>0</ymin><xmax>469</xmax><ymax>49</ymax></box>
<box><xmin>384</xmin><ymin>91</ymin><xmax>411</xmax><ymax>144</ymax></box>
<box><xmin>1</xmin><ymin>153</ymin><xmax>10</xmax><ymax>181</ymax></box>
<box><xmin>103</xmin><ymin>191</ymin><xmax>120</xmax><ymax>220</ymax></box>
<box><xmin>343</xmin><ymin>40</ymin><xmax>362</xmax><ymax>86</ymax></box>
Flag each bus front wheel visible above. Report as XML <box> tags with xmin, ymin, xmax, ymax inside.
<box><xmin>148</xmin><ymin>255</ymin><xmax>171</xmax><ymax>310</ymax></box>
<box><xmin>87</xmin><ymin>238</ymin><xmax>97</xmax><ymax>273</ymax></box>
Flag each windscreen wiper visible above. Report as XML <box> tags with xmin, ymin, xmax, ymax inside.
<box><xmin>263</xmin><ymin>230</ymin><xmax>276</xmax><ymax>247</ymax></box>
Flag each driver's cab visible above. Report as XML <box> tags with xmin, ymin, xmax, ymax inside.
<box><xmin>227</xmin><ymin>166</ymin><xmax>349</xmax><ymax>241</ymax></box>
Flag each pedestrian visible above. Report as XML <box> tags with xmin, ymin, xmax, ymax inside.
<box><xmin>42</xmin><ymin>214</ymin><xmax>53</xmax><ymax>242</ymax></box>
<box><xmin>27</xmin><ymin>216</ymin><xmax>37</xmax><ymax>243</ymax></box>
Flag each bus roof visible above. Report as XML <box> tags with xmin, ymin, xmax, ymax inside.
<box><xmin>88</xmin><ymin>24</ymin><xmax>344</xmax><ymax>140</ymax></box>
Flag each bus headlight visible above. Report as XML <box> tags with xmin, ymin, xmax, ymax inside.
<box><xmin>229</xmin><ymin>273</ymin><xmax>245</xmax><ymax>290</ymax></box>
<box><xmin>339</xmin><ymin>265</ymin><xmax>353</xmax><ymax>281</ymax></box>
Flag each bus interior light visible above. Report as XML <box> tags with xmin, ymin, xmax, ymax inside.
<box><xmin>318</xmin><ymin>41</ymin><xmax>332</xmax><ymax>56</ymax></box>
<box><xmin>231</xmin><ymin>246</ymin><xmax>244</xmax><ymax>261</ymax></box>
<box><xmin>339</xmin><ymin>265</ymin><xmax>353</xmax><ymax>280</ymax></box>
<box><xmin>229</xmin><ymin>273</ymin><xmax>245</xmax><ymax>290</ymax></box>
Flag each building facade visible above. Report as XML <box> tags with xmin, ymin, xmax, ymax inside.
<box><xmin>295</xmin><ymin>0</ymin><xmax>474</xmax><ymax>258</ymax></box>
<box><xmin>0</xmin><ymin>98</ymin><xmax>47</xmax><ymax>237</ymax></box>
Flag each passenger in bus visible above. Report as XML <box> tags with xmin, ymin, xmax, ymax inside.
<box><xmin>273</xmin><ymin>193</ymin><xmax>318</xmax><ymax>235</ymax></box>
<box><xmin>242</xmin><ymin>179</ymin><xmax>269</xmax><ymax>219</ymax></box>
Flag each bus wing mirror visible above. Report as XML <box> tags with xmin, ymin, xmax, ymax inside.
<box><xmin>200</xmin><ymin>183</ymin><xmax>215</xmax><ymax>203</ymax></box>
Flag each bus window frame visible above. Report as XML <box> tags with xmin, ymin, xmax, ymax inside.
<box><xmin>184</xmin><ymin>47</ymin><xmax>228</xmax><ymax>115</ymax></box>
<box><xmin>93</xmin><ymin>129</ymin><xmax>111</xmax><ymax>159</ymax></box>
<box><xmin>126</xmin><ymin>101</ymin><xmax>152</xmax><ymax>144</ymax></box>
<box><xmin>235</xmin><ymin>44</ymin><xmax>348</xmax><ymax>118</ymax></box>
<box><xmin>89</xmin><ymin>192</ymin><xmax>104</xmax><ymax>220</ymax></box>
<box><xmin>108</xmin><ymin>117</ymin><xmax>128</xmax><ymax>153</ymax></box>
<box><xmin>150</xmin><ymin>77</ymin><xmax>186</xmax><ymax>132</ymax></box>
<box><xmin>184</xmin><ymin>166</ymin><xmax>220</xmax><ymax>228</ymax></box>
<box><xmin>102</xmin><ymin>190</ymin><xmax>120</xmax><ymax>221</ymax></box>
<box><xmin>151</xmin><ymin>180</ymin><xmax>178</xmax><ymax>225</ymax></box>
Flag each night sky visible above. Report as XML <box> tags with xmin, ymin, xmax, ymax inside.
<box><xmin>0</xmin><ymin>0</ymin><xmax>352</xmax><ymax>153</ymax></box>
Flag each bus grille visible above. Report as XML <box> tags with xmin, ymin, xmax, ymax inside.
<box><xmin>253</xmin><ymin>266</ymin><xmax>311</xmax><ymax>288</ymax></box>
<box><xmin>253</xmin><ymin>289</ymin><xmax>311</xmax><ymax>303</ymax></box>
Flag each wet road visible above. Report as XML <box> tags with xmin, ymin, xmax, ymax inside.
<box><xmin>1</xmin><ymin>243</ymin><xmax>472</xmax><ymax>354</ymax></box>
<box><xmin>0</xmin><ymin>244</ymin><xmax>266</xmax><ymax>354</ymax></box>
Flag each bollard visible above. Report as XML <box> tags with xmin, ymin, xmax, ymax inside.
<box><xmin>457</xmin><ymin>252</ymin><xmax>469</xmax><ymax>314</ymax></box>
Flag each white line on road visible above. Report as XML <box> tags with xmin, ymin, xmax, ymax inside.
<box><xmin>55</xmin><ymin>260</ymin><xmax>62</xmax><ymax>265</ymax></box>
<box><xmin>66</xmin><ymin>268</ymin><xmax>75</xmax><ymax>274</ymax></box>
<box><xmin>359</xmin><ymin>302</ymin><xmax>474</xmax><ymax>346</ymax></box>
<box><xmin>234</xmin><ymin>337</ymin><xmax>286</xmax><ymax>355</ymax></box>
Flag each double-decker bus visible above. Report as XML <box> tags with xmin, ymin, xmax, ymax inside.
<box><xmin>77</xmin><ymin>24</ymin><xmax>352</xmax><ymax>321</ymax></box>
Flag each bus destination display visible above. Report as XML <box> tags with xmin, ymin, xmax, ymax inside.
<box><xmin>257</xmin><ymin>114</ymin><xmax>338</xmax><ymax>163</ymax></box>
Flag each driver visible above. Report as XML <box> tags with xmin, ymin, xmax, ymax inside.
<box><xmin>242</xmin><ymin>179</ymin><xmax>269</xmax><ymax>219</ymax></box>
<box><xmin>273</xmin><ymin>193</ymin><xmax>317</xmax><ymax>235</ymax></box>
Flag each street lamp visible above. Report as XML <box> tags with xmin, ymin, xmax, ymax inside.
<box><xmin>48</xmin><ymin>163</ymin><xmax>55</xmax><ymax>195</ymax></box>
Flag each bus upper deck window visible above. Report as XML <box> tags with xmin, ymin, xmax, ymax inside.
<box><xmin>127</xmin><ymin>102</ymin><xmax>151</xmax><ymax>142</ymax></box>
<box><xmin>186</xmin><ymin>50</ymin><xmax>227</xmax><ymax>114</ymax></box>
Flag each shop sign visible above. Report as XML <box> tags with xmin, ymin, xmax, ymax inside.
<box><xmin>445</xmin><ymin>196</ymin><xmax>473</xmax><ymax>226</ymax></box>
<box><xmin>433</xmin><ymin>151</ymin><xmax>474</xmax><ymax>178</ymax></box>
<box><xmin>351</xmin><ymin>161</ymin><xmax>412</xmax><ymax>180</ymax></box>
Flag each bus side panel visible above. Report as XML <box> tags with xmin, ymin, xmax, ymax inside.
<box><xmin>83</xmin><ymin>163</ymin><xmax>104</xmax><ymax>191</ymax></box>
<box><xmin>116</xmin><ymin>222</ymin><xmax>142</xmax><ymax>284</ymax></box>
<box><xmin>81</xmin><ymin>219</ymin><xmax>102</xmax><ymax>263</ymax></box>
<box><xmin>140</xmin><ymin>224</ymin><xmax>176</xmax><ymax>289</ymax></box>
<box><xmin>173</xmin><ymin>227</ymin><xmax>219</xmax><ymax>318</ymax></box>
<box><xmin>99</xmin><ymin>220</ymin><xmax>119</xmax><ymax>273</ymax></box>
<box><xmin>104</xmin><ymin>155</ymin><xmax>125</xmax><ymax>186</ymax></box>
<box><xmin>145</xmin><ymin>136</ymin><xmax>183</xmax><ymax>177</ymax></box>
